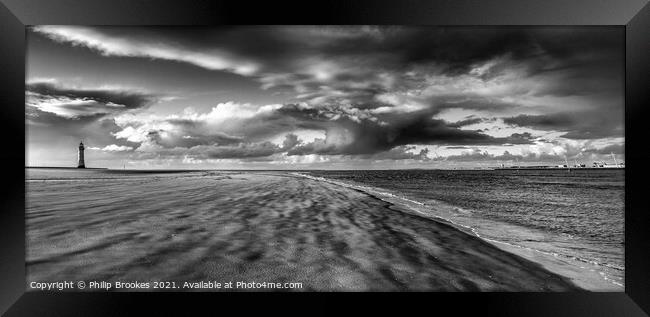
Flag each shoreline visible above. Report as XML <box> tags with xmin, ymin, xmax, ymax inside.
<box><xmin>288</xmin><ymin>172</ymin><xmax>623</xmax><ymax>291</ymax></box>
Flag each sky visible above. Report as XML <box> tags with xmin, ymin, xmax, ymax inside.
<box><xmin>25</xmin><ymin>26</ymin><xmax>624</xmax><ymax>169</ymax></box>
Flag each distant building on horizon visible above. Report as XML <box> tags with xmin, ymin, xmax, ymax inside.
<box><xmin>77</xmin><ymin>141</ymin><xmax>85</xmax><ymax>168</ymax></box>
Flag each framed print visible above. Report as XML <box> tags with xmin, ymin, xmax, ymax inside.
<box><xmin>1</xmin><ymin>0</ymin><xmax>649</xmax><ymax>316</ymax></box>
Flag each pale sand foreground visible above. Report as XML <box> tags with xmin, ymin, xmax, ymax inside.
<box><xmin>26</xmin><ymin>171</ymin><xmax>580</xmax><ymax>291</ymax></box>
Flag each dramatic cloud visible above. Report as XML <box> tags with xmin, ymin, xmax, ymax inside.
<box><xmin>447</xmin><ymin>117</ymin><xmax>488</xmax><ymax>128</ymax></box>
<box><xmin>31</xmin><ymin>26</ymin><xmax>260</xmax><ymax>75</ymax></box>
<box><xmin>31</xmin><ymin>27</ymin><xmax>622</xmax><ymax>104</ymax></box>
<box><xmin>504</xmin><ymin>112</ymin><xmax>623</xmax><ymax>140</ymax></box>
<box><xmin>26</xmin><ymin>26</ymin><xmax>624</xmax><ymax>168</ymax></box>
<box><xmin>106</xmin><ymin>102</ymin><xmax>536</xmax><ymax>161</ymax></box>
<box><xmin>26</xmin><ymin>81</ymin><xmax>155</xmax><ymax>120</ymax></box>
<box><xmin>504</xmin><ymin>113</ymin><xmax>576</xmax><ymax>129</ymax></box>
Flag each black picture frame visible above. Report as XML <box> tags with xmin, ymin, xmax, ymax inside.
<box><xmin>1</xmin><ymin>0</ymin><xmax>649</xmax><ymax>316</ymax></box>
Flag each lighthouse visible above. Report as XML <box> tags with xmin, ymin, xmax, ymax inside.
<box><xmin>77</xmin><ymin>141</ymin><xmax>85</xmax><ymax>168</ymax></box>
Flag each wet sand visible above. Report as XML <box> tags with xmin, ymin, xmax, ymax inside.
<box><xmin>26</xmin><ymin>171</ymin><xmax>581</xmax><ymax>291</ymax></box>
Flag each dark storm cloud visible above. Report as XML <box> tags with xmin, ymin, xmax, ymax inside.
<box><xmin>503</xmin><ymin>112</ymin><xmax>623</xmax><ymax>140</ymax></box>
<box><xmin>145</xmin><ymin>129</ymin><xmax>244</xmax><ymax>149</ymax></box>
<box><xmin>134</xmin><ymin>130</ymin><xmax>302</xmax><ymax>159</ymax></box>
<box><xmin>447</xmin><ymin>117</ymin><xmax>487</xmax><ymax>128</ymax></box>
<box><xmin>26</xmin><ymin>82</ymin><xmax>156</xmax><ymax>119</ymax></box>
<box><xmin>272</xmin><ymin>105</ymin><xmax>534</xmax><ymax>156</ymax></box>
<box><xmin>383</xmin><ymin>114</ymin><xmax>531</xmax><ymax>149</ymax></box>
<box><xmin>27</xmin><ymin>82</ymin><xmax>154</xmax><ymax>110</ymax></box>
<box><xmin>338</xmin><ymin>28</ymin><xmax>536</xmax><ymax>75</ymax></box>
<box><xmin>433</xmin><ymin>96</ymin><xmax>523</xmax><ymax>112</ymax></box>
<box><xmin>33</xmin><ymin>26</ymin><xmax>622</xmax><ymax>113</ymax></box>
<box><xmin>281</xmin><ymin>133</ymin><xmax>300</xmax><ymax>150</ymax></box>
<box><xmin>31</xmin><ymin>26</ymin><xmax>622</xmax><ymax>94</ymax></box>
<box><xmin>127</xmin><ymin>100</ymin><xmax>534</xmax><ymax>157</ymax></box>
<box><xmin>503</xmin><ymin>113</ymin><xmax>576</xmax><ymax>129</ymax></box>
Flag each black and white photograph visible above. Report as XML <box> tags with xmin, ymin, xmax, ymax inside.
<box><xmin>25</xmin><ymin>26</ymin><xmax>624</xmax><ymax>292</ymax></box>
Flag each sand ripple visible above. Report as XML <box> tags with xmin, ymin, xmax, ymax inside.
<box><xmin>26</xmin><ymin>171</ymin><xmax>580</xmax><ymax>291</ymax></box>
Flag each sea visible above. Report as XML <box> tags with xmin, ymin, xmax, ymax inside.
<box><xmin>303</xmin><ymin>169</ymin><xmax>625</xmax><ymax>288</ymax></box>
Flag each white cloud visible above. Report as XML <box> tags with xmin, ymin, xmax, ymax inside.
<box><xmin>88</xmin><ymin>144</ymin><xmax>134</xmax><ymax>152</ymax></box>
<box><xmin>33</xmin><ymin>26</ymin><xmax>260</xmax><ymax>76</ymax></box>
<box><xmin>168</xmin><ymin>102</ymin><xmax>282</xmax><ymax>124</ymax></box>
<box><xmin>275</xmin><ymin>153</ymin><xmax>330</xmax><ymax>164</ymax></box>
<box><xmin>182</xmin><ymin>155</ymin><xmax>203</xmax><ymax>164</ymax></box>
<box><xmin>111</xmin><ymin>101</ymin><xmax>283</xmax><ymax>148</ymax></box>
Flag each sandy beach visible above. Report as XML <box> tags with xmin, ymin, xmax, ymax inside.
<box><xmin>26</xmin><ymin>171</ymin><xmax>581</xmax><ymax>291</ymax></box>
